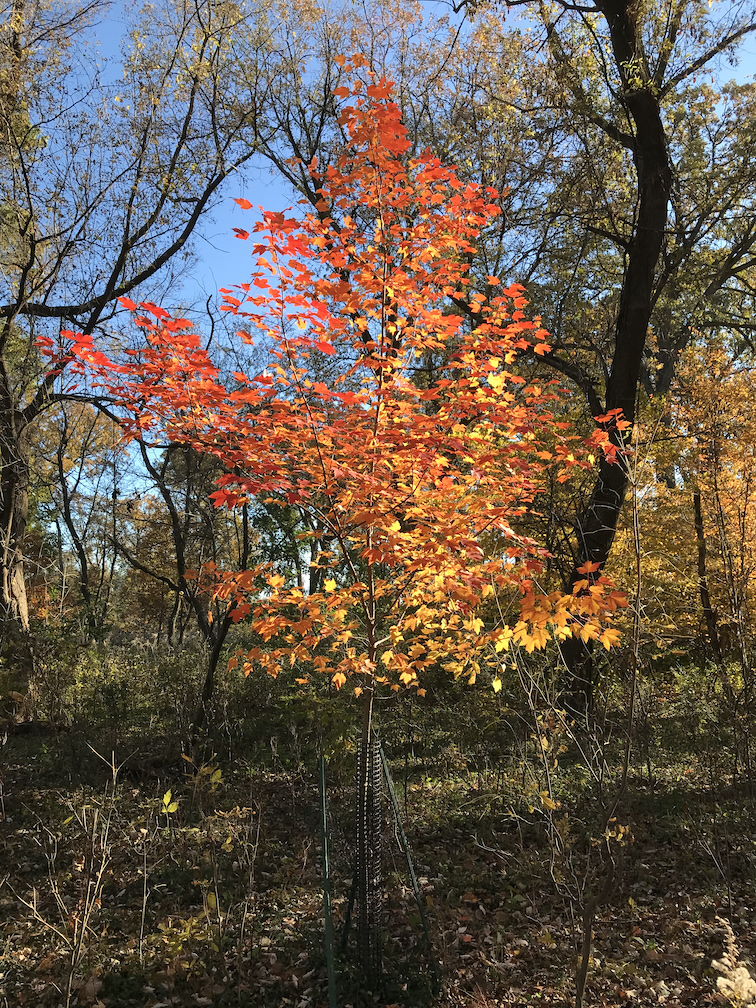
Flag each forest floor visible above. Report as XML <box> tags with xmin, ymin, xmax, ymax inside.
<box><xmin>0</xmin><ymin>726</ymin><xmax>753</xmax><ymax>1008</ymax></box>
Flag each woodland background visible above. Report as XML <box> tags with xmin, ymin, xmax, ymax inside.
<box><xmin>3</xmin><ymin>1</ymin><xmax>756</xmax><ymax>1006</ymax></box>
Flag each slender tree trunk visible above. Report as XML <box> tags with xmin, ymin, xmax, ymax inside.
<box><xmin>0</xmin><ymin>0</ymin><xmax>32</xmax><ymax>651</ymax></box>
<box><xmin>56</xmin><ymin>432</ymin><xmax>101</xmax><ymax>640</ymax></box>
<box><xmin>693</xmin><ymin>488</ymin><xmax>724</xmax><ymax>663</ymax></box>
<box><xmin>189</xmin><ymin>502</ymin><xmax>250</xmax><ymax>752</ymax></box>
<box><xmin>693</xmin><ymin>487</ymin><xmax>738</xmax><ymax>720</ymax></box>
<box><xmin>167</xmin><ymin>591</ymin><xmax>182</xmax><ymax>646</ymax></box>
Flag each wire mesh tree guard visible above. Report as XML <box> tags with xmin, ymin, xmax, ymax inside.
<box><xmin>319</xmin><ymin>735</ymin><xmax>441</xmax><ymax>1005</ymax></box>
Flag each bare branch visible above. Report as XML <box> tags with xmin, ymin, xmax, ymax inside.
<box><xmin>661</xmin><ymin>21</ymin><xmax>756</xmax><ymax>97</ymax></box>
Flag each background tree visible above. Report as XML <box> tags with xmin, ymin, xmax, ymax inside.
<box><xmin>0</xmin><ymin>0</ymin><xmax>275</xmax><ymax>662</ymax></box>
<box><xmin>678</xmin><ymin>345</ymin><xmax>756</xmax><ymax>680</ymax></box>
<box><xmin>37</xmin><ymin>403</ymin><xmax>123</xmax><ymax>641</ymax></box>
<box><xmin>110</xmin><ymin>437</ymin><xmax>255</xmax><ymax>744</ymax></box>
<box><xmin>469</xmin><ymin>0</ymin><xmax>756</xmax><ymax>706</ymax></box>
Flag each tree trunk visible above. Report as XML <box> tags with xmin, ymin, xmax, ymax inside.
<box><xmin>190</xmin><ymin>615</ymin><xmax>233</xmax><ymax>757</ymax></box>
<box><xmin>693</xmin><ymin>488</ymin><xmax>723</xmax><ymax>663</ymax></box>
<box><xmin>692</xmin><ymin>487</ymin><xmax>737</xmax><ymax>709</ymax></box>
<box><xmin>0</xmin><ymin>409</ymin><xmax>34</xmax><ymax>688</ymax></box>
<box><xmin>0</xmin><ymin>415</ymin><xmax>30</xmax><ymax>632</ymax></box>
<box><xmin>563</xmin><ymin>0</ymin><xmax>674</xmax><ymax>712</ymax></box>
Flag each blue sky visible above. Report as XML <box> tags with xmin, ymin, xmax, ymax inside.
<box><xmin>87</xmin><ymin>0</ymin><xmax>756</xmax><ymax>314</ymax></box>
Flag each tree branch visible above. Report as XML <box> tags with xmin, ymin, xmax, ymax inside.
<box><xmin>661</xmin><ymin>21</ymin><xmax>756</xmax><ymax>97</ymax></box>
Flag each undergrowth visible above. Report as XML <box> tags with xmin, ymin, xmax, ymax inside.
<box><xmin>1</xmin><ymin>646</ymin><xmax>754</xmax><ymax>1007</ymax></box>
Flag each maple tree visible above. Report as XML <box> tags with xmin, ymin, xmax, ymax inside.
<box><xmin>58</xmin><ymin>61</ymin><xmax>625</xmax><ymax>700</ymax></box>
<box><xmin>54</xmin><ymin>62</ymin><xmax>626</xmax><ymax>982</ymax></box>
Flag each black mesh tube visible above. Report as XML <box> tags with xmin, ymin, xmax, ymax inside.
<box><xmin>356</xmin><ymin>723</ymin><xmax>382</xmax><ymax>987</ymax></box>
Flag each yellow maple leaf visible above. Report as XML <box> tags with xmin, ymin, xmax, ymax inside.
<box><xmin>578</xmin><ymin>621</ymin><xmax>600</xmax><ymax>643</ymax></box>
<box><xmin>494</xmin><ymin>631</ymin><xmax>511</xmax><ymax>652</ymax></box>
<box><xmin>599</xmin><ymin>628</ymin><xmax>621</xmax><ymax>650</ymax></box>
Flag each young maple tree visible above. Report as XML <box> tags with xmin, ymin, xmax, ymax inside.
<box><xmin>54</xmin><ymin>60</ymin><xmax>627</xmax><ymax>983</ymax></box>
<box><xmin>57</xmin><ymin>60</ymin><xmax>625</xmax><ymax>702</ymax></box>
